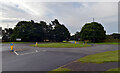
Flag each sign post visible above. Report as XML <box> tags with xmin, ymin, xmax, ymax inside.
<box><xmin>16</xmin><ymin>38</ymin><xmax>21</xmax><ymax>41</ymax></box>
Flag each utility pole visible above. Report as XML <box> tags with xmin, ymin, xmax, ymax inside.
<box><xmin>93</xmin><ymin>18</ymin><xmax>94</xmax><ymax>22</ymax></box>
<box><xmin>7</xmin><ymin>24</ymin><xmax>9</xmax><ymax>29</ymax></box>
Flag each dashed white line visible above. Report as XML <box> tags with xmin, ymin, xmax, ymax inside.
<box><xmin>14</xmin><ymin>51</ymin><xmax>19</xmax><ymax>55</ymax></box>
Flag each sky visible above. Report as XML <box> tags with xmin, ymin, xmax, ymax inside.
<box><xmin>0</xmin><ymin>0</ymin><xmax>119</xmax><ymax>35</ymax></box>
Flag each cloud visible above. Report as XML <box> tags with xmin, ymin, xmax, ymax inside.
<box><xmin>0</xmin><ymin>1</ymin><xmax>118</xmax><ymax>34</ymax></box>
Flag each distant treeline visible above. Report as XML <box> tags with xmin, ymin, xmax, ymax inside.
<box><xmin>2</xmin><ymin>19</ymin><xmax>119</xmax><ymax>42</ymax></box>
<box><xmin>71</xmin><ymin>32</ymin><xmax>120</xmax><ymax>42</ymax></box>
<box><xmin>2</xmin><ymin>19</ymin><xmax>70</xmax><ymax>42</ymax></box>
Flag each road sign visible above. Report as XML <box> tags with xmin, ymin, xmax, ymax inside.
<box><xmin>16</xmin><ymin>38</ymin><xmax>21</xmax><ymax>41</ymax></box>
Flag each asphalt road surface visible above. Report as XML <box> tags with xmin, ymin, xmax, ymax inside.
<box><xmin>1</xmin><ymin>43</ymin><xmax>118</xmax><ymax>72</ymax></box>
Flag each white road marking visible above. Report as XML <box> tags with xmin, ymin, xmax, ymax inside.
<box><xmin>20</xmin><ymin>50</ymin><xmax>39</xmax><ymax>55</ymax></box>
<box><xmin>36</xmin><ymin>50</ymin><xmax>38</xmax><ymax>52</ymax></box>
<box><xmin>20</xmin><ymin>52</ymin><xmax>35</xmax><ymax>55</ymax></box>
<box><xmin>42</xmin><ymin>50</ymin><xmax>46</xmax><ymax>52</ymax></box>
<box><xmin>18</xmin><ymin>50</ymin><xmax>47</xmax><ymax>56</ymax></box>
<box><xmin>14</xmin><ymin>51</ymin><xmax>19</xmax><ymax>55</ymax></box>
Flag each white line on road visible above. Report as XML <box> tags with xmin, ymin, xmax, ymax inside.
<box><xmin>18</xmin><ymin>50</ymin><xmax>47</xmax><ymax>56</ymax></box>
<box><xmin>20</xmin><ymin>51</ymin><xmax>36</xmax><ymax>55</ymax></box>
<box><xmin>14</xmin><ymin>51</ymin><xmax>19</xmax><ymax>55</ymax></box>
<box><xmin>36</xmin><ymin>50</ymin><xmax>38</xmax><ymax>52</ymax></box>
<box><xmin>42</xmin><ymin>50</ymin><xmax>46</xmax><ymax>52</ymax></box>
<box><xmin>20</xmin><ymin>50</ymin><xmax>39</xmax><ymax>55</ymax></box>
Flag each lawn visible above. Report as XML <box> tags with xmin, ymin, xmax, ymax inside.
<box><xmin>77</xmin><ymin>50</ymin><xmax>119</xmax><ymax>63</ymax></box>
<box><xmin>30</xmin><ymin>43</ymin><xmax>91</xmax><ymax>48</ymax></box>
<box><xmin>2</xmin><ymin>42</ymin><xmax>30</xmax><ymax>44</ymax></box>
<box><xmin>68</xmin><ymin>40</ymin><xmax>120</xmax><ymax>45</ymax></box>
<box><xmin>93</xmin><ymin>42</ymin><xmax>120</xmax><ymax>45</ymax></box>
<box><xmin>47</xmin><ymin>67</ymin><xmax>71</xmax><ymax>73</ymax></box>
<box><xmin>103</xmin><ymin>68</ymin><xmax>120</xmax><ymax>73</ymax></box>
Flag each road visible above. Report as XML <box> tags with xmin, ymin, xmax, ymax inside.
<box><xmin>1</xmin><ymin>43</ymin><xmax>118</xmax><ymax>72</ymax></box>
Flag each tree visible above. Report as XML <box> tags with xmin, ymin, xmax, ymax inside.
<box><xmin>2</xmin><ymin>28</ymin><xmax>13</xmax><ymax>42</ymax></box>
<box><xmin>11</xmin><ymin>21</ymin><xmax>33</xmax><ymax>41</ymax></box>
<box><xmin>51</xmin><ymin>19</ymin><xmax>70</xmax><ymax>42</ymax></box>
<box><xmin>11</xmin><ymin>20</ymin><xmax>48</xmax><ymax>42</ymax></box>
<box><xmin>111</xmin><ymin>33</ymin><xmax>120</xmax><ymax>39</ymax></box>
<box><xmin>10</xmin><ymin>19</ymin><xmax>70</xmax><ymax>42</ymax></box>
<box><xmin>70</xmin><ymin>32</ymin><xmax>80</xmax><ymax>41</ymax></box>
<box><xmin>80</xmin><ymin>22</ymin><xmax>106</xmax><ymax>42</ymax></box>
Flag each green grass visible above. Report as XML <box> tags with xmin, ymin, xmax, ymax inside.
<box><xmin>47</xmin><ymin>67</ymin><xmax>71</xmax><ymax>73</ymax></box>
<box><xmin>2</xmin><ymin>42</ymin><xmax>30</xmax><ymax>44</ymax></box>
<box><xmin>77</xmin><ymin>50</ymin><xmax>119</xmax><ymax>63</ymax></box>
<box><xmin>62</xmin><ymin>41</ymin><xmax>69</xmax><ymax>43</ymax></box>
<box><xmin>93</xmin><ymin>42</ymin><xmax>120</xmax><ymax>45</ymax></box>
<box><xmin>30</xmin><ymin>43</ymin><xmax>91</xmax><ymax>48</ymax></box>
<box><xmin>69</xmin><ymin>40</ymin><xmax>120</xmax><ymax>45</ymax></box>
<box><xmin>103</xmin><ymin>68</ymin><xmax>120</xmax><ymax>73</ymax></box>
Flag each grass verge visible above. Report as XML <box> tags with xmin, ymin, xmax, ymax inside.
<box><xmin>30</xmin><ymin>43</ymin><xmax>91</xmax><ymax>48</ymax></box>
<box><xmin>2</xmin><ymin>42</ymin><xmax>31</xmax><ymax>44</ymax></box>
<box><xmin>103</xmin><ymin>68</ymin><xmax>120</xmax><ymax>73</ymax></box>
<box><xmin>69</xmin><ymin>40</ymin><xmax>120</xmax><ymax>45</ymax></box>
<box><xmin>77</xmin><ymin>50</ymin><xmax>119</xmax><ymax>63</ymax></box>
<box><xmin>47</xmin><ymin>67</ymin><xmax>71</xmax><ymax>73</ymax></box>
<box><xmin>93</xmin><ymin>42</ymin><xmax>120</xmax><ymax>45</ymax></box>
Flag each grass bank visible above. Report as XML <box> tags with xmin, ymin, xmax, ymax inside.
<box><xmin>2</xmin><ymin>42</ymin><xmax>31</xmax><ymax>44</ymax></box>
<box><xmin>103</xmin><ymin>68</ymin><xmax>120</xmax><ymax>73</ymax></box>
<box><xmin>47</xmin><ymin>67</ymin><xmax>71</xmax><ymax>73</ymax></box>
<box><xmin>30</xmin><ymin>43</ymin><xmax>91</xmax><ymax>48</ymax></box>
<box><xmin>77</xmin><ymin>50</ymin><xmax>119</xmax><ymax>63</ymax></box>
<box><xmin>93</xmin><ymin>42</ymin><xmax>120</xmax><ymax>45</ymax></box>
<box><xmin>68</xmin><ymin>40</ymin><xmax>120</xmax><ymax>45</ymax></box>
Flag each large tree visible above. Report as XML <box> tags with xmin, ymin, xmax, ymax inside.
<box><xmin>2</xmin><ymin>28</ymin><xmax>13</xmax><ymax>42</ymax></box>
<box><xmin>51</xmin><ymin>19</ymin><xmax>70</xmax><ymax>42</ymax></box>
<box><xmin>10</xmin><ymin>19</ymin><xmax>70</xmax><ymax>42</ymax></box>
<box><xmin>11</xmin><ymin>20</ymin><xmax>46</xmax><ymax>42</ymax></box>
<box><xmin>80</xmin><ymin>22</ymin><xmax>106</xmax><ymax>42</ymax></box>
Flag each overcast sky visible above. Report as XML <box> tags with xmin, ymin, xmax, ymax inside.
<box><xmin>0</xmin><ymin>0</ymin><xmax>118</xmax><ymax>35</ymax></box>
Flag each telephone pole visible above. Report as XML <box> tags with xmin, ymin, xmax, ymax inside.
<box><xmin>93</xmin><ymin>18</ymin><xmax>94</xmax><ymax>22</ymax></box>
<box><xmin>7</xmin><ymin>24</ymin><xmax>9</xmax><ymax>29</ymax></box>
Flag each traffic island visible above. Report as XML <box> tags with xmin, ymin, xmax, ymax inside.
<box><xmin>30</xmin><ymin>43</ymin><xmax>91</xmax><ymax>48</ymax></box>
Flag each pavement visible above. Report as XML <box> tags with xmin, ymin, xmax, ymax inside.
<box><xmin>1</xmin><ymin>43</ymin><xmax>119</xmax><ymax>73</ymax></box>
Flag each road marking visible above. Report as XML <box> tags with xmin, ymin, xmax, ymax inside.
<box><xmin>20</xmin><ymin>52</ymin><xmax>35</xmax><ymax>55</ymax></box>
<box><xmin>20</xmin><ymin>50</ymin><xmax>39</xmax><ymax>55</ymax></box>
<box><xmin>14</xmin><ymin>51</ymin><xmax>19</xmax><ymax>55</ymax></box>
<box><xmin>17</xmin><ymin>50</ymin><xmax>47</xmax><ymax>56</ymax></box>
<box><xmin>36</xmin><ymin>50</ymin><xmax>38</xmax><ymax>52</ymax></box>
<box><xmin>42</xmin><ymin>50</ymin><xmax>46</xmax><ymax>52</ymax></box>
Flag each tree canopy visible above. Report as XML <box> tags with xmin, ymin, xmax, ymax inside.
<box><xmin>10</xmin><ymin>19</ymin><xmax>70</xmax><ymax>42</ymax></box>
<box><xmin>2</xmin><ymin>28</ymin><xmax>13</xmax><ymax>42</ymax></box>
<box><xmin>2</xmin><ymin>19</ymin><xmax>108</xmax><ymax>43</ymax></box>
<box><xmin>80</xmin><ymin>22</ymin><xmax>106</xmax><ymax>42</ymax></box>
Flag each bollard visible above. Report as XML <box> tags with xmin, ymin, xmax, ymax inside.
<box><xmin>10</xmin><ymin>43</ymin><xmax>14</xmax><ymax>52</ymax></box>
<box><xmin>75</xmin><ymin>41</ymin><xmax>76</xmax><ymax>44</ymax></box>
<box><xmin>35</xmin><ymin>42</ymin><xmax>38</xmax><ymax>47</ymax></box>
